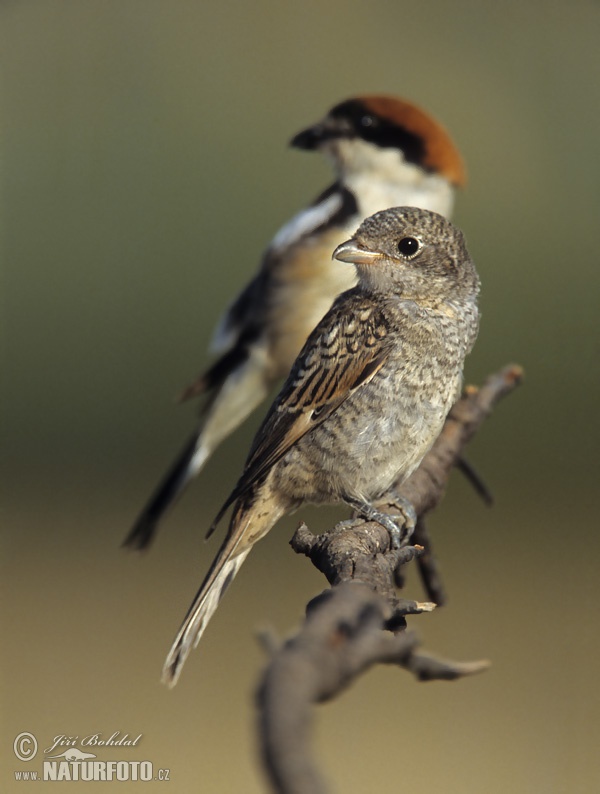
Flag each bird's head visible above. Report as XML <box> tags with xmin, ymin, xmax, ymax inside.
<box><xmin>333</xmin><ymin>206</ymin><xmax>479</xmax><ymax>307</ymax></box>
<box><xmin>290</xmin><ymin>95</ymin><xmax>466</xmax><ymax>189</ymax></box>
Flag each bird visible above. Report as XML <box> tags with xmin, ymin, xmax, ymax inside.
<box><xmin>124</xmin><ymin>95</ymin><xmax>466</xmax><ymax>552</ymax></box>
<box><xmin>162</xmin><ymin>205</ymin><xmax>481</xmax><ymax>686</ymax></box>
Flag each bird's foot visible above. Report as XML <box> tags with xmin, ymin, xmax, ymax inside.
<box><xmin>340</xmin><ymin>496</ymin><xmax>417</xmax><ymax>549</ymax></box>
<box><xmin>378</xmin><ymin>491</ymin><xmax>417</xmax><ymax>546</ymax></box>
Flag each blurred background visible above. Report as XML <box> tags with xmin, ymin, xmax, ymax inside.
<box><xmin>2</xmin><ymin>1</ymin><xmax>599</xmax><ymax>791</ymax></box>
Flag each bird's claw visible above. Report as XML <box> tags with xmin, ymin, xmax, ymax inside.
<box><xmin>376</xmin><ymin>511</ymin><xmax>405</xmax><ymax>549</ymax></box>
<box><xmin>375</xmin><ymin>492</ymin><xmax>418</xmax><ymax>548</ymax></box>
<box><xmin>341</xmin><ymin>495</ymin><xmax>418</xmax><ymax>549</ymax></box>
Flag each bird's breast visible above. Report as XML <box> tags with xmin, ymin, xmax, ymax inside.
<box><xmin>266</xmin><ymin>228</ymin><xmax>357</xmax><ymax>374</ymax></box>
<box><xmin>274</xmin><ymin>361</ymin><xmax>461</xmax><ymax>507</ymax></box>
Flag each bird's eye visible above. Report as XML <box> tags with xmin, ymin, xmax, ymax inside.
<box><xmin>397</xmin><ymin>237</ymin><xmax>421</xmax><ymax>258</ymax></box>
<box><xmin>361</xmin><ymin>114</ymin><xmax>376</xmax><ymax>127</ymax></box>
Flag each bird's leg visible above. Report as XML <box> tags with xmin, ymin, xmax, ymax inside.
<box><xmin>340</xmin><ymin>495</ymin><xmax>417</xmax><ymax>549</ymax></box>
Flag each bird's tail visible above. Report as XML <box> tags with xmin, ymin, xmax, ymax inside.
<box><xmin>123</xmin><ymin>432</ymin><xmax>211</xmax><ymax>551</ymax></box>
<box><xmin>162</xmin><ymin>494</ymin><xmax>283</xmax><ymax>687</ymax></box>
<box><xmin>123</xmin><ymin>352</ymin><xmax>271</xmax><ymax>552</ymax></box>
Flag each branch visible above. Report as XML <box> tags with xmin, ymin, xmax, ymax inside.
<box><xmin>257</xmin><ymin>365</ymin><xmax>522</xmax><ymax>793</ymax></box>
<box><xmin>257</xmin><ymin>583</ymin><xmax>490</xmax><ymax>794</ymax></box>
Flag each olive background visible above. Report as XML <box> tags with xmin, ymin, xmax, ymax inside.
<box><xmin>3</xmin><ymin>2</ymin><xmax>599</xmax><ymax>792</ymax></box>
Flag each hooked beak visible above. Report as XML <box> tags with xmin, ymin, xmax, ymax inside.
<box><xmin>333</xmin><ymin>240</ymin><xmax>382</xmax><ymax>265</ymax></box>
<box><xmin>290</xmin><ymin>122</ymin><xmax>330</xmax><ymax>150</ymax></box>
<box><xmin>290</xmin><ymin>114</ymin><xmax>346</xmax><ymax>150</ymax></box>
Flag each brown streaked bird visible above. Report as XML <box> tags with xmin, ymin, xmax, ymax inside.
<box><xmin>162</xmin><ymin>206</ymin><xmax>480</xmax><ymax>686</ymax></box>
<box><xmin>124</xmin><ymin>95</ymin><xmax>466</xmax><ymax>553</ymax></box>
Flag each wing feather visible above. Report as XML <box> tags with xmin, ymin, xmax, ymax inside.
<box><xmin>208</xmin><ymin>292</ymin><xmax>392</xmax><ymax>530</ymax></box>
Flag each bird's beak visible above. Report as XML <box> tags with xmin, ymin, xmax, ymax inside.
<box><xmin>333</xmin><ymin>240</ymin><xmax>382</xmax><ymax>265</ymax></box>
<box><xmin>290</xmin><ymin>122</ymin><xmax>327</xmax><ymax>150</ymax></box>
<box><xmin>291</xmin><ymin>113</ymin><xmax>351</xmax><ymax>150</ymax></box>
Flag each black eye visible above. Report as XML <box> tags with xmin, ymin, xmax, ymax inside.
<box><xmin>361</xmin><ymin>114</ymin><xmax>377</xmax><ymax>127</ymax></box>
<box><xmin>397</xmin><ymin>236</ymin><xmax>420</xmax><ymax>258</ymax></box>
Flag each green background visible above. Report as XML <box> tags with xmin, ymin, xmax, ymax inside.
<box><xmin>3</xmin><ymin>1</ymin><xmax>599</xmax><ymax>791</ymax></box>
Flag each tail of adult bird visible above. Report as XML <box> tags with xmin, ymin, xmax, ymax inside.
<box><xmin>161</xmin><ymin>493</ymin><xmax>283</xmax><ymax>687</ymax></box>
<box><xmin>123</xmin><ymin>349</ymin><xmax>271</xmax><ymax>551</ymax></box>
<box><xmin>123</xmin><ymin>432</ymin><xmax>211</xmax><ymax>551</ymax></box>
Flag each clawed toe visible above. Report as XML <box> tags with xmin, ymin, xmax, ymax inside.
<box><xmin>381</xmin><ymin>493</ymin><xmax>417</xmax><ymax>536</ymax></box>
<box><xmin>341</xmin><ymin>495</ymin><xmax>418</xmax><ymax>549</ymax></box>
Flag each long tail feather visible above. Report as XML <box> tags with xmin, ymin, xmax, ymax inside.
<box><xmin>123</xmin><ymin>433</ymin><xmax>211</xmax><ymax>551</ymax></box>
<box><xmin>162</xmin><ymin>488</ymin><xmax>284</xmax><ymax>687</ymax></box>
<box><xmin>162</xmin><ymin>521</ymin><xmax>252</xmax><ymax>687</ymax></box>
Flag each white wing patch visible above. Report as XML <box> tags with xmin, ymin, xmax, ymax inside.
<box><xmin>270</xmin><ymin>192</ymin><xmax>343</xmax><ymax>253</ymax></box>
<box><xmin>210</xmin><ymin>191</ymin><xmax>344</xmax><ymax>355</ymax></box>
<box><xmin>210</xmin><ymin>297</ymin><xmax>241</xmax><ymax>353</ymax></box>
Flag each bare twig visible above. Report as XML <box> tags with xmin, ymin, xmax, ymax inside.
<box><xmin>257</xmin><ymin>583</ymin><xmax>489</xmax><ymax>794</ymax></box>
<box><xmin>411</xmin><ymin>517</ymin><xmax>447</xmax><ymax>605</ymax></box>
<box><xmin>257</xmin><ymin>366</ymin><xmax>522</xmax><ymax>793</ymax></box>
<box><xmin>456</xmin><ymin>457</ymin><xmax>494</xmax><ymax>506</ymax></box>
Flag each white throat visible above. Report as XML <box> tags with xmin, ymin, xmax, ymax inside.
<box><xmin>327</xmin><ymin>138</ymin><xmax>456</xmax><ymax>220</ymax></box>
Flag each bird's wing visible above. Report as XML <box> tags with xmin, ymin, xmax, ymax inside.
<box><xmin>208</xmin><ymin>185</ymin><xmax>356</xmax><ymax>352</ymax></box>
<box><xmin>178</xmin><ymin>272</ymin><xmax>268</xmax><ymax>403</ymax></box>
<box><xmin>206</xmin><ymin>292</ymin><xmax>391</xmax><ymax>535</ymax></box>
<box><xmin>207</xmin><ymin>271</ymin><xmax>268</xmax><ymax>356</ymax></box>
<box><xmin>180</xmin><ymin>184</ymin><xmax>358</xmax><ymax>403</ymax></box>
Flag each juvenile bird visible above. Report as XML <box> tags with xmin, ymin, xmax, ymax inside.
<box><xmin>162</xmin><ymin>206</ymin><xmax>480</xmax><ymax>686</ymax></box>
<box><xmin>125</xmin><ymin>95</ymin><xmax>465</xmax><ymax>551</ymax></box>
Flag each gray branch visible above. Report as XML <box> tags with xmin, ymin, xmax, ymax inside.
<box><xmin>256</xmin><ymin>365</ymin><xmax>523</xmax><ymax>793</ymax></box>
